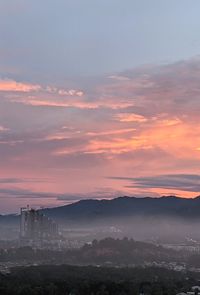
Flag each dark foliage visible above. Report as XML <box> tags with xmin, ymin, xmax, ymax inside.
<box><xmin>0</xmin><ymin>264</ymin><xmax>198</xmax><ymax>295</ymax></box>
<box><xmin>0</xmin><ymin>238</ymin><xmax>185</xmax><ymax>266</ymax></box>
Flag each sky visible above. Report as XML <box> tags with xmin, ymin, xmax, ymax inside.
<box><xmin>1</xmin><ymin>1</ymin><xmax>200</xmax><ymax>212</ymax></box>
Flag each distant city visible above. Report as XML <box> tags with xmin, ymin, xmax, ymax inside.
<box><xmin>0</xmin><ymin>200</ymin><xmax>200</xmax><ymax>294</ymax></box>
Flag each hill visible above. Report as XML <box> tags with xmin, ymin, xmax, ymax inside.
<box><xmin>41</xmin><ymin>195</ymin><xmax>200</xmax><ymax>222</ymax></box>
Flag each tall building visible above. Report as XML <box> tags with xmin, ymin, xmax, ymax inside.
<box><xmin>20</xmin><ymin>206</ymin><xmax>58</xmax><ymax>247</ymax></box>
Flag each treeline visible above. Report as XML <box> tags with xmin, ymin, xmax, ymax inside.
<box><xmin>0</xmin><ymin>265</ymin><xmax>197</xmax><ymax>295</ymax></box>
<box><xmin>0</xmin><ymin>238</ymin><xmax>185</xmax><ymax>266</ymax></box>
<box><xmin>78</xmin><ymin>237</ymin><xmax>185</xmax><ymax>265</ymax></box>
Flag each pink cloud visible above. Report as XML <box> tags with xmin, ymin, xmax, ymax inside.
<box><xmin>2</xmin><ymin>58</ymin><xmax>200</xmax><ymax>211</ymax></box>
<box><xmin>0</xmin><ymin>79</ymin><xmax>41</xmax><ymax>92</ymax></box>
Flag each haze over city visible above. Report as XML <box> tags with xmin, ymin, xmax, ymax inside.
<box><xmin>1</xmin><ymin>0</ymin><xmax>200</xmax><ymax>212</ymax></box>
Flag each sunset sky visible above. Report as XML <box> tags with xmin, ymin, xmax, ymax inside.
<box><xmin>1</xmin><ymin>1</ymin><xmax>200</xmax><ymax>212</ymax></box>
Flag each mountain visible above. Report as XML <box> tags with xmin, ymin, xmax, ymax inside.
<box><xmin>41</xmin><ymin>195</ymin><xmax>200</xmax><ymax>223</ymax></box>
<box><xmin>2</xmin><ymin>196</ymin><xmax>200</xmax><ymax>226</ymax></box>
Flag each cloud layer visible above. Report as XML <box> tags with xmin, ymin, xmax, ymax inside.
<box><xmin>1</xmin><ymin>57</ymin><xmax>200</xmax><ymax>211</ymax></box>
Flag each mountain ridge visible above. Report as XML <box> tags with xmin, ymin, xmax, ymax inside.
<box><xmin>1</xmin><ymin>195</ymin><xmax>200</xmax><ymax>223</ymax></box>
<box><xmin>40</xmin><ymin>195</ymin><xmax>200</xmax><ymax>222</ymax></box>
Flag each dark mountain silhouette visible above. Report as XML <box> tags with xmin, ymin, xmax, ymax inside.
<box><xmin>40</xmin><ymin>195</ymin><xmax>200</xmax><ymax>222</ymax></box>
<box><xmin>1</xmin><ymin>196</ymin><xmax>200</xmax><ymax>225</ymax></box>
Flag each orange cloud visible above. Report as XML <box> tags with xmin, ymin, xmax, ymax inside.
<box><xmin>116</xmin><ymin>113</ymin><xmax>148</xmax><ymax>123</ymax></box>
<box><xmin>11</xmin><ymin>96</ymin><xmax>133</xmax><ymax>110</ymax></box>
<box><xmin>0</xmin><ymin>79</ymin><xmax>41</xmax><ymax>92</ymax></box>
<box><xmin>3</xmin><ymin>58</ymin><xmax>200</xmax><ymax>208</ymax></box>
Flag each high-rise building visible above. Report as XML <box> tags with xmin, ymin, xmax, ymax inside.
<box><xmin>20</xmin><ymin>206</ymin><xmax>58</xmax><ymax>247</ymax></box>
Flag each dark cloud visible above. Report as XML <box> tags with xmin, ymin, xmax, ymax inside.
<box><xmin>0</xmin><ymin>178</ymin><xmax>49</xmax><ymax>184</ymax></box>
<box><xmin>0</xmin><ymin>188</ymin><xmax>58</xmax><ymax>199</ymax></box>
<box><xmin>0</xmin><ymin>187</ymin><xmax>126</xmax><ymax>203</ymax></box>
<box><xmin>109</xmin><ymin>174</ymin><xmax>200</xmax><ymax>193</ymax></box>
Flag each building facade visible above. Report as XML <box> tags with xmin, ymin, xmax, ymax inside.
<box><xmin>20</xmin><ymin>206</ymin><xmax>58</xmax><ymax>248</ymax></box>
